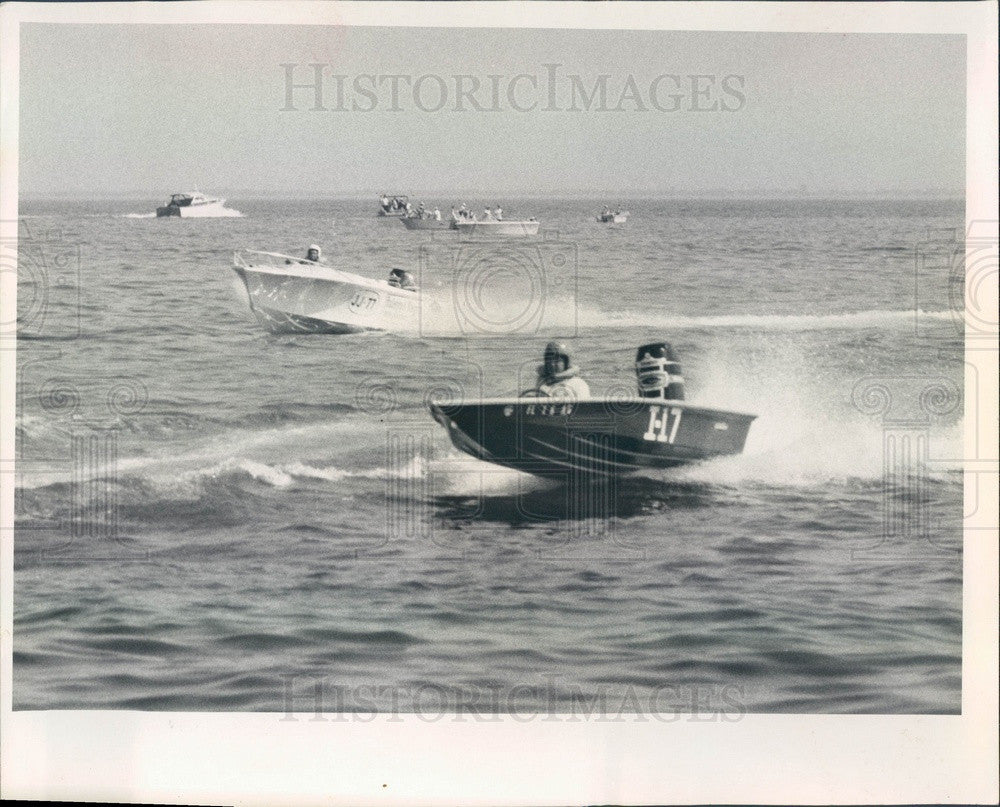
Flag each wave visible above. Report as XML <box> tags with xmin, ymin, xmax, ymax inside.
<box><xmin>121</xmin><ymin>207</ymin><xmax>243</xmax><ymax>219</ymax></box>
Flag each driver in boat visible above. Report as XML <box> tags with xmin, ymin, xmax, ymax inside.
<box><xmin>288</xmin><ymin>245</ymin><xmax>322</xmax><ymax>264</ymax></box>
<box><xmin>387</xmin><ymin>267</ymin><xmax>417</xmax><ymax>291</ymax></box>
<box><xmin>528</xmin><ymin>341</ymin><xmax>591</xmax><ymax>399</ymax></box>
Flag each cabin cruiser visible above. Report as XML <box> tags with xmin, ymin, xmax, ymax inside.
<box><xmin>429</xmin><ymin>342</ymin><xmax>755</xmax><ymax>477</ymax></box>
<box><xmin>231</xmin><ymin>250</ymin><xmax>422</xmax><ymax>334</ymax></box>
<box><xmin>156</xmin><ymin>192</ymin><xmax>230</xmax><ymax>217</ymax></box>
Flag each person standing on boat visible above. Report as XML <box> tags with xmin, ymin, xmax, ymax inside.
<box><xmin>433</xmin><ymin>208</ymin><xmax>442</xmax><ymax>221</ymax></box>
<box><xmin>531</xmin><ymin>341</ymin><xmax>590</xmax><ymax>399</ymax></box>
<box><xmin>495</xmin><ymin>206</ymin><xmax>503</xmax><ymax>221</ymax></box>
<box><xmin>483</xmin><ymin>207</ymin><xmax>494</xmax><ymax>220</ymax></box>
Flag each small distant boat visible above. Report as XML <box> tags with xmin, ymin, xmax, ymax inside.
<box><xmin>597</xmin><ymin>210</ymin><xmax>629</xmax><ymax>224</ymax></box>
<box><xmin>453</xmin><ymin>219</ymin><xmax>540</xmax><ymax>236</ymax></box>
<box><xmin>231</xmin><ymin>250</ymin><xmax>424</xmax><ymax>334</ymax></box>
<box><xmin>377</xmin><ymin>195</ymin><xmax>409</xmax><ymax>217</ymax></box>
<box><xmin>400</xmin><ymin>216</ymin><xmax>454</xmax><ymax>231</ymax></box>
<box><xmin>156</xmin><ymin>192</ymin><xmax>230</xmax><ymax>217</ymax></box>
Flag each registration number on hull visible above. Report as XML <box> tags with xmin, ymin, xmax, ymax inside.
<box><xmin>643</xmin><ymin>405</ymin><xmax>682</xmax><ymax>443</ymax></box>
<box><xmin>349</xmin><ymin>291</ymin><xmax>380</xmax><ymax>313</ymax></box>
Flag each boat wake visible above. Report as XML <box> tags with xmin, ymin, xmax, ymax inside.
<box><xmin>361</xmin><ymin>294</ymin><xmax>955</xmax><ymax>338</ymax></box>
<box><xmin>575</xmin><ymin>306</ymin><xmax>955</xmax><ymax>333</ymax></box>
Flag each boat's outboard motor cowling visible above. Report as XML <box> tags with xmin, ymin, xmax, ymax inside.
<box><xmin>635</xmin><ymin>342</ymin><xmax>684</xmax><ymax>400</ymax></box>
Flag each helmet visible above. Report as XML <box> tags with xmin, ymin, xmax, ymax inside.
<box><xmin>635</xmin><ymin>342</ymin><xmax>685</xmax><ymax>400</ymax></box>
<box><xmin>543</xmin><ymin>340</ymin><xmax>571</xmax><ymax>376</ymax></box>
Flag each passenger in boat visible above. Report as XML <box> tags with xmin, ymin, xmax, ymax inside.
<box><xmin>381</xmin><ymin>194</ymin><xmax>390</xmax><ymax>212</ymax></box>
<box><xmin>483</xmin><ymin>207</ymin><xmax>494</xmax><ymax>220</ymax></box>
<box><xmin>433</xmin><ymin>208</ymin><xmax>442</xmax><ymax>221</ymax></box>
<box><xmin>387</xmin><ymin>267</ymin><xmax>417</xmax><ymax>291</ymax></box>
<box><xmin>304</xmin><ymin>244</ymin><xmax>322</xmax><ymax>263</ymax></box>
<box><xmin>530</xmin><ymin>341</ymin><xmax>590</xmax><ymax>399</ymax></box>
<box><xmin>450</xmin><ymin>207</ymin><xmax>459</xmax><ymax>222</ymax></box>
<box><xmin>495</xmin><ymin>206</ymin><xmax>503</xmax><ymax>221</ymax></box>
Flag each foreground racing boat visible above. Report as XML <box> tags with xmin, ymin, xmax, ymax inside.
<box><xmin>430</xmin><ymin>342</ymin><xmax>755</xmax><ymax>477</ymax></box>
<box><xmin>232</xmin><ymin>250</ymin><xmax>421</xmax><ymax>334</ymax></box>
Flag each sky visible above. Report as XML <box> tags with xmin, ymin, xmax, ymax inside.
<box><xmin>18</xmin><ymin>24</ymin><xmax>965</xmax><ymax>198</ymax></box>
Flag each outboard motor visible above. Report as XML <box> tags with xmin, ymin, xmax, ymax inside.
<box><xmin>635</xmin><ymin>342</ymin><xmax>684</xmax><ymax>400</ymax></box>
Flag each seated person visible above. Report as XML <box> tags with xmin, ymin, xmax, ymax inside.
<box><xmin>289</xmin><ymin>244</ymin><xmax>323</xmax><ymax>264</ymax></box>
<box><xmin>387</xmin><ymin>267</ymin><xmax>417</xmax><ymax>291</ymax></box>
<box><xmin>526</xmin><ymin>341</ymin><xmax>590</xmax><ymax>399</ymax></box>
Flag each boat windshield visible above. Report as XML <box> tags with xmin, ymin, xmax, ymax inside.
<box><xmin>170</xmin><ymin>194</ymin><xmax>194</xmax><ymax>206</ymax></box>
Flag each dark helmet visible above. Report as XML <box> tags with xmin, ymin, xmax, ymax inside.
<box><xmin>635</xmin><ymin>342</ymin><xmax>684</xmax><ymax>400</ymax></box>
<box><xmin>543</xmin><ymin>340</ymin><xmax>571</xmax><ymax>376</ymax></box>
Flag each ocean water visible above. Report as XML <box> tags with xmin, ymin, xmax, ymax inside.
<box><xmin>14</xmin><ymin>197</ymin><xmax>964</xmax><ymax>713</ymax></box>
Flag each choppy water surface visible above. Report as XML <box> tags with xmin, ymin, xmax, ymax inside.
<box><xmin>15</xmin><ymin>197</ymin><xmax>963</xmax><ymax>713</ymax></box>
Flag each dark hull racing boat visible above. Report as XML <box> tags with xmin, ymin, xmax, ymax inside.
<box><xmin>429</xmin><ymin>342</ymin><xmax>755</xmax><ymax>477</ymax></box>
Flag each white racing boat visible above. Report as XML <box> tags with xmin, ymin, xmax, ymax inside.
<box><xmin>232</xmin><ymin>250</ymin><xmax>421</xmax><ymax>334</ymax></box>
<box><xmin>454</xmin><ymin>219</ymin><xmax>540</xmax><ymax>236</ymax></box>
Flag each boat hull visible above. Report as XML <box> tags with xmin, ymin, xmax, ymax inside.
<box><xmin>453</xmin><ymin>220</ymin><xmax>540</xmax><ymax>236</ymax></box>
<box><xmin>232</xmin><ymin>253</ymin><xmax>419</xmax><ymax>334</ymax></box>
<box><xmin>400</xmin><ymin>217</ymin><xmax>454</xmax><ymax>230</ymax></box>
<box><xmin>430</xmin><ymin>397</ymin><xmax>755</xmax><ymax>477</ymax></box>
<box><xmin>156</xmin><ymin>199</ymin><xmax>230</xmax><ymax>217</ymax></box>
